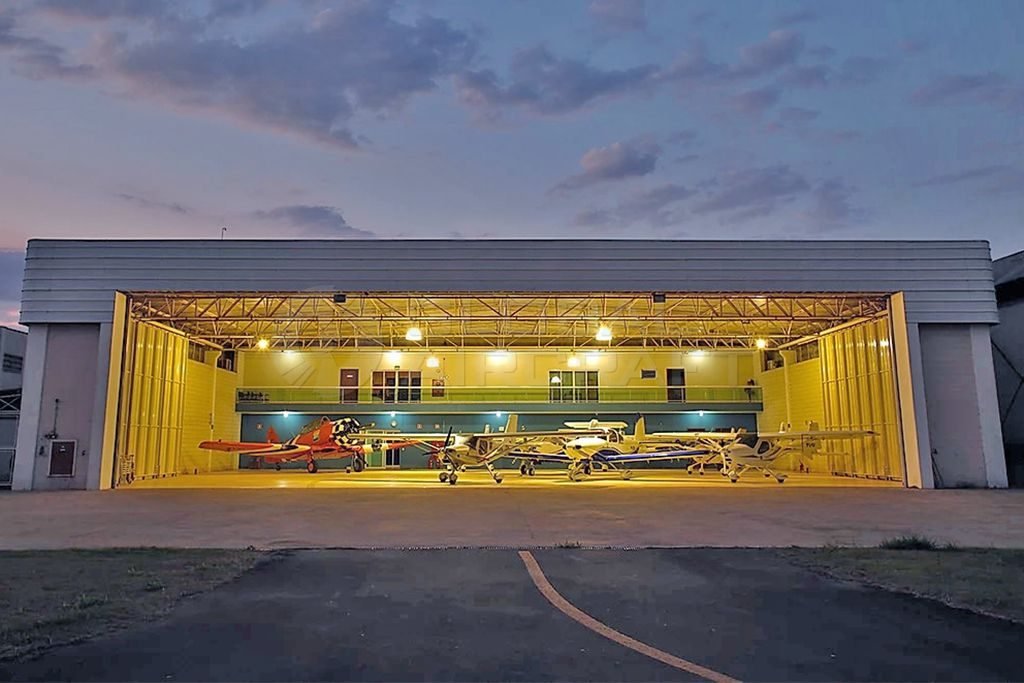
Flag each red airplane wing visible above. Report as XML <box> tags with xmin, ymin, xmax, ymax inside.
<box><xmin>198</xmin><ymin>440</ymin><xmax>311</xmax><ymax>457</ymax></box>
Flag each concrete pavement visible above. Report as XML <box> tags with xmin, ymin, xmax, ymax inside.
<box><xmin>2</xmin><ymin>471</ymin><xmax>1024</xmax><ymax>549</ymax></box>
<box><xmin>2</xmin><ymin>549</ymin><xmax>1022</xmax><ymax>681</ymax></box>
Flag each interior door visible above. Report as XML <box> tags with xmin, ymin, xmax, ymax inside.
<box><xmin>667</xmin><ymin>368</ymin><xmax>686</xmax><ymax>402</ymax></box>
<box><xmin>339</xmin><ymin>369</ymin><xmax>359</xmax><ymax>403</ymax></box>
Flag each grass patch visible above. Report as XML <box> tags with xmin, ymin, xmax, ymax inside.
<box><xmin>0</xmin><ymin>548</ymin><xmax>264</xmax><ymax>661</ymax></box>
<box><xmin>781</xmin><ymin>547</ymin><xmax>1024</xmax><ymax>623</ymax></box>
<box><xmin>879</xmin><ymin>534</ymin><xmax>940</xmax><ymax>550</ymax></box>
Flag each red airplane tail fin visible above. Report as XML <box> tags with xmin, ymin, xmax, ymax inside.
<box><xmin>267</xmin><ymin>426</ymin><xmax>280</xmax><ymax>443</ymax></box>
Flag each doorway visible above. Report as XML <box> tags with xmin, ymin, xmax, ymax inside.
<box><xmin>339</xmin><ymin>369</ymin><xmax>359</xmax><ymax>403</ymax></box>
<box><xmin>667</xmin><ymin>368</ymin><xmax>686</xmax><ymax>402</ymax></box>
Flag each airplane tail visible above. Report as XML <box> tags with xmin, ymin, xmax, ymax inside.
<box><xmin>505</xmin><ymin>413</ymin><xmax>519</xmax><ymax>433</ymax></box>
<box><xmin>267</xmin><ymin>426</ymin><xmax>280</xmax><ymax>443</ymax></box>
<box><xmin>633</xmin><ymin>416</ymin><xmax>646</xmax><ymax>440</ymax></box>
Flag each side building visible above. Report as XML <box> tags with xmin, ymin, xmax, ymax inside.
<box><xmin>992</xmin><ymin>250</ymin><xmax>1024</xmax><ymax>486</ymax></box>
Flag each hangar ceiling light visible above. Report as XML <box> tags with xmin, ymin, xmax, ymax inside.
<box><xmin>405</xmin><ymin>326</ymin><xmax>423</xmax><ymax>342</ymax></box>
<box><xmin>595</xmin><ymin>325</ymin><xmax>613</xmax><ymax>342</ymax></box>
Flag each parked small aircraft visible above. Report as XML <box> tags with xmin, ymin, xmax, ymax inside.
<box><xmin>699</xmin><ymin>422</ymin><xmax>877</xmax><ymax>483</ymax></box>
<box><xmin>507</xmin><ymin>417</ymin><xmax>712</xmax><ymax>482</ymax></box>
<box><xmin>198</xmin><ymin>416</ymin><xmax>422</xmax><ymax>473</ymax></box>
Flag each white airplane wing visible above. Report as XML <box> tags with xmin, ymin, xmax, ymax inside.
<box><xmin>758</xmin><ymin>429</ymin><xmax>875</xmax><ymax>440</ymax></box>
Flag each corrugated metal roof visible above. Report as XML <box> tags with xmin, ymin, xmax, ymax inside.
<box><xmin>19</xmin><ymin>239</ymin><xmax>998</xmax><ymax>325</ymax></box>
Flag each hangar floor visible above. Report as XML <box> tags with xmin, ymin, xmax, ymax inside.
<box><xmin>130</xmin><ymin>469</ymin><xmax>899</xmax><ymax>489</ymax></box>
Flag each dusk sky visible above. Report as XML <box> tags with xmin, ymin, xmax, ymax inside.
<box><xmin>1</xmin><ymin>0</ymin><xmax>1022</xmax><ymax>324</ymax></box>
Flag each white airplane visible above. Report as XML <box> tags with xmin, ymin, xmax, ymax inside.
<box><xmin>703</xmin><ymin>422</ymin><xmax>877</xmax><ymax>483</ymax></box>
<box><xmin>507</xmin><ymin>417</ymin><xmax>712</xmax><ymax>482</ymax></box>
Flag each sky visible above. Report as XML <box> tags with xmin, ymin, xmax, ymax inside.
<box><xmin>0</xmin><ymin>0</ymin><xmax>1022</xmax><ymax>325</ymax></box>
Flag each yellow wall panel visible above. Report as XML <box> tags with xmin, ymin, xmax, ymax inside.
<box><xmin>180</xmin><ymin>355</ymin><xmax>241</xmax><ymax>473</ymax></box>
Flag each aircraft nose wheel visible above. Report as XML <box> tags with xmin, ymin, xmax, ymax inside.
<box><xmin>519</xmin><ymin>463</ymin><xmax>528</xmax><ymax>476</ymax></box>
<box><xmin>275</xmin><ymin>464</ymin><xmax>282</xmax><ymax>471</ymax></box>
<box><xmin>527</xmin><ymin>466</ymin><xmax>536</xmax><ymax>476</ymax></box>
<box><xmin>306</xmin><ymin>461</ymin><xmax>318</xmax><ymax>473</ymax></box>
<box><xmin>448</xmin><ymin>472</ymin><xmax>458</xmax><ymax>485</ymax></box>
<box><xmin>439</xmin><ymin>471</ymin><xmax>449</xmax><ymax>483</ymax></box>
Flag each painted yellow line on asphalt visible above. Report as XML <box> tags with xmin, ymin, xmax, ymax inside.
<box><xmin>518</xmin><ymin>550</ymin><xmax>739</xmax><ymax>683</ymax></box>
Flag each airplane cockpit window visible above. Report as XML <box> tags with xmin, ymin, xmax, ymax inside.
<box><xmin>757</xmin><ymin>440</ymin><xmax>773</xmax><ymax>455</ymax></box>
<box><xmin>738</xmin><ymin>434</ymin><xmax>759</xmax><ymax>447</ymax></box>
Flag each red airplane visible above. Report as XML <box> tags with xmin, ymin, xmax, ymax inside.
<box><xmin>199</xmin><ymin>416</ymin><xmax>422</xmax><ymax>473</ymax></box>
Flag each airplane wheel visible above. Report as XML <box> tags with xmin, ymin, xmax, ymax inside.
<box><xmin>353</xmin><ymin>458</ymin><xmax>365</xmax><ymax>473</ymax></box>
<box><xmin>439</xmin><ymin>472</ymin><xmax>449</xmax><ymax>483</ymax></box>
<box><xmin>698</xmin><ymin>470</ymin><xmax>705</xmax><ymax>476</ymax></box>
<box><xmin>448</xmin><ymin>473</ymin><xmax>458</xmax><ymax>485</ymax></box>
<box><xmin>776</xmin><ymin>477</ymin><xmax>786</xmax><ymax>484</ymax></box>
<box><xmin>275</xmin><ymin>464</ymin><xmax>281</xmax><ymax>471</ymax></box>
<box><xmin>527</xmin><ymin>467</ymin><xmax>535</xmax><ymax>476</ymax></box>
<box><xmin>519</xmin><ymin>464</ymin><xmax>527</xmax><ymax>476</ymax></box>
<box><xmin>306</xmin><ymin>461</ymin><xmax>318</xmax><ymax>473</ymax></box>
<box><xmin>622</xmin><ymin>471</ymin><xmax>632</xmax><ymax>481</ymax></box>
<box><xmin>495</xmin><ymin>475</ymin><xmax>503</xmax><ymax>484</ymax></box>
<box><xmin>583</xmin><ymin>463</ymin><xmax>592</xmax><ymax>475</ymax></box>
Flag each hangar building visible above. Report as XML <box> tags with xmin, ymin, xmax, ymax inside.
<box><xmin>12</xmin><ymin>239</ymin><xmax>1008</xmax><ymax>490</ymax></box>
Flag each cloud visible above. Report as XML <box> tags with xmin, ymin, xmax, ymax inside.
<box><xmin>12</xmin><ymin>2</ymin><xmax>477</xmax><ymax>149</ymax></box>
<box><xmin>253</xmin><ymin>205</ymin><xmax>376</xmax><ymax>238</ymax></box>
<box><xmin>805</xmin><ymin>178</ymin><xmax>858</xmax><ymax>226</ymax></box>
<box><xmin>35</xmin><ymin>0</ymin><xmax>177</xmax><ymax>24</ymax></box>
<box><xmin>552</xmin><ymin>139</ymin><xmax>660</xmax><ymax>191</ymax></box>
<box><xmin>911</xmin><ymin>72</ymin><xmax>1024</xmax><ymax>112</ymax></box>
<box><xmin>455</xmin><ymin>46</ymin><xmax>658</xmax><ymax>117</ymax></box>
<box><xmin>574</xmin><ymin>183</ymin><xmax>694</xmax><ymax>228</ymax></box>
<box><xmin>0</xmin><ymin>11</ymin><xmax>94</xmax><ymax>80</ymax></box>
<box><xmin>777</xmin><ymin>9</ymin><xmax>818</xmax><ymax>26</ymax></box>
<box><xmin>913</xmin><ymin>165</ymin><xmax>1023</xmax><ymax>195</ymax></box>
<box><xmin>778</xmin><ymin>106</ymin><xmax>819</xmax><ymax>125</ymax></box>
<box><xmin>116</xmin><ymin>192</ymin><xmax>192</xmax><ymax>214</ymax></box>
<box><xmin>730</xmin><ymin>85</ymin><xmax>781</xmax><ymax>116</ymax></box>
<box><xmin>692</xmin><ymin>165</ymin><xmax>809</xmax><ymax>217</ymax></box>
<box><xmin>837</xmin><ymin>56</ymin><xmax>887</xmax><ymax>85</ymax></box>
<box><xmin>588</xmin><ymin>0</ymin><xmax>647</xmax><ymax>32</ymax></box>
<box><xmin>783</xmin><ymin>64</ymin><xmax>830</xmax><ymax>88</ymax></box>
<box><xmin>731</xmin><ymin>30</ymin><xmax>803</xmax><ymax>78</ymax></box>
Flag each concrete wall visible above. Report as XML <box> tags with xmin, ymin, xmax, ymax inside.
<box><xmin>180</xmin><ymin>355</ymin><xmax>241</xmax><ymax>474</ymax></box>
<box><xmin>918</xmin><ymin>324</ymin><xmax>1007</xmax><ymax>488</ymax></box>
<box><xmin>18</xmin><ymin>325</ymin><xmax>100</xmax><ymax>490</ymax></box>
<box><xmin>241</xmin><ymin>349</ymin><xmax>755</xmax><ymax>392</ymax></box>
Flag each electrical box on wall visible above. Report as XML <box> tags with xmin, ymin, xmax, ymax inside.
<box><xmin>48</xmin><ymin>440</ymin><xmax>76</xmax><ymax>477</ymax></box>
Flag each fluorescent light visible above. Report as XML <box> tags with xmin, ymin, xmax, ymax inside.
<box><xmin>386</xmin><ymin>350</ymin><xmax>401</xmax><ymax>364</ymax></box>
<box><xmin>283</xmin><ymin>349</ymin><xmax>296</xmax><ymax>356</ymax></box>
<box><xmin>495</xmin><ymin>411</ymin><xmax>503</xmax><ymax>418</ymax></box>
<box><xmin>389</xmin><ymin>411</ymin><xmax>396</xmax><ymax>418</ymax></box>
<box><xmin>595</xmin><ymin>325</ymin><xmax>612</xmax><ymax>342</ymax></box>
<box><xmin>698</xmin><ymin>410</ymin><xmax>705</xmax><ymax>417</ymax></box>
<box><xmin>255</xmin><ymin>338</ymin><xmax>270</xmax><ymax>351</ymax></box>
<box><xmin>489</xmin><ymin>349</ymin><xmax>511</xmax><ymax>362</ymax></box>
<box><xmin>567</xmin><ymin>355</ymin><xmax>581</xmax><ymax>368</ymax></box>
<box><xmin>586</xmin><ymin>351</ymin><xmax>602</xmax><ymax>365</ymax></box>
<box><xmin>755</xmin><ymin>338</ymin><xmax>768</xmax><ymax>350</ymax></box>
<box><xmin>688</xmin><ymin>350</ymin><xmax>707</xmax><ymax>357</ymax></box>
<box><xmin>282</xmin><ymin>411</ymin><xmax>290</xmax><ymax>417</ymax></box>
<box><xmin>405</xmin><ymin>326</ymin><xmax>423</xmax><ymax>342</ymax></box>
<box><xmin>426</xmin><ymin>355</ymin><xmax>440</xmax><ymax>368</ymax></box>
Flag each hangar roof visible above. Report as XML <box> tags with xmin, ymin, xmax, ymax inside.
<box><xmin>19</xmin><ymin>239</ymin><xmax>998</xmax><ymax>328</ymax></box>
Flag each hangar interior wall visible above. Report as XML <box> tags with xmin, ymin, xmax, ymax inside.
<box><xmin>116</xmin><ymin>320</ymin><xmax>187</xmax><ymax>481</ymax></box>
<box><xmin>756</xmin><ymin>354</ymin><xmax>825</xmax><ymax>472</ymax></box>
<box><xmin>241</xmin><ymin>349</ymin><xmax>757</xmax><ymax>392</ymax></box>
<box><xmin>180</xmin><ymin>356</ymin><xmax>241</xmax><ymax>474</ymax></box>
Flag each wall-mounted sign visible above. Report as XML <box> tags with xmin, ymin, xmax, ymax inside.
<box><xmin>641</xmin><ymin>369</ymin><xmax>657</xmax><ymax>379</ymax></box>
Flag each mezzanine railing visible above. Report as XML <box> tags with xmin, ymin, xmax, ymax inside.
<box><xmin>236</xmin><ymin>385</ymin><xmax>763</xmax><ymax>405</ymax></box>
